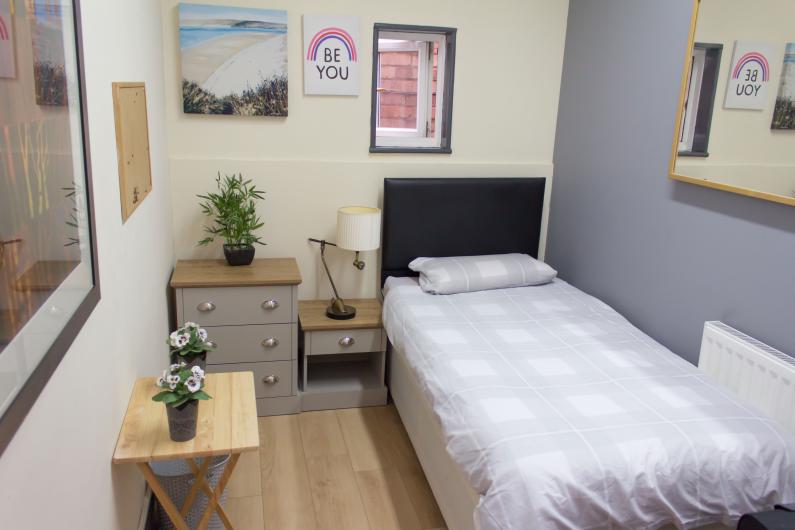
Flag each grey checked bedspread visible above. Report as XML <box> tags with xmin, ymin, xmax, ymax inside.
<box><xmin>382</xmin><ymin>277</ymin><xmax>795</xmax><ymax>530</ymax></box>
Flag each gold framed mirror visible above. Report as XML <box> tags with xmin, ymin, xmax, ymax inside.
<box><xmin>669</xmin><ymin>0</ymin><xmax>795</xmax><ymax>207</ymax></box>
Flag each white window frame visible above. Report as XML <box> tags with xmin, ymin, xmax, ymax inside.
<box><xmin>375</xmin><ymin>31</ymin><xmax>446</xmax><ymax>149</ymax></box>
<box><xmin>679</xmin><ymin>47</ymin><xmax>706</xmax><ymax>153</ymax></box>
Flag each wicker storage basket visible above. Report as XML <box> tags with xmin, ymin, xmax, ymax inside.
<box><xmin>150</xmin><ymin>455</ymin><xmax>230</xmax><ymax>529</ymax></box>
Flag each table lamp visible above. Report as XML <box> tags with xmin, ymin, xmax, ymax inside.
<box><xmin>308</xmin><ymin>206</ymin><xmax>381</xmax><ymax>320</ymax></box>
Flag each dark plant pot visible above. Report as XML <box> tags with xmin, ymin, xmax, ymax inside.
<box><xmin>223</xmin><ymin>244</ymin><xmax>255</xmax><ymax>266</ymax></box>
<box><xmin>166</xmin><ymin>399</ymin><xmax>199</xmax><ymax>442</ymax></box>
<box><xmin>170</xmin><ymin>351</ymin><xmax>207</xmax><ymax>371</ymax></box>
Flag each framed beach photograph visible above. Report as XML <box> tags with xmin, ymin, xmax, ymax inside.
<box><xmin>772</xmin><ymin>43</ymin><xmax>795</xmax><ymax>130</ymax></box>
<box><xmin>29</xmin><ymin>0</ymin><xmax>68</xmax><ymax>105</ymax></box>
<box><xmin>178</xmin><ymin>3</ymin><xmax>288</xmax><ymax>117</ymax></box>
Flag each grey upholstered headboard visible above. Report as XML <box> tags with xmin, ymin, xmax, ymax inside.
<box><xmin>380</xmin><ymin>178</ymin><xmax>546</xmax><ymax>286</ymax></box>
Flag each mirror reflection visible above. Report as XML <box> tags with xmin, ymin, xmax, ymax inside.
<box><xmin>0</xmin><ymin>2</ymin><xmax>94</xmax><ymax>411</ymax></box>
<box><xmin>672</xmin><ymin>0</ymin><xmax>795</xmax><ymax>205</ymax></box>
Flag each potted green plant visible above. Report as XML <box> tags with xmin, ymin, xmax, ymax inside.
<box><xmin>153</xmin><ymin>362</ymin><xmax>212</xmax><ymax>442</ymax></box>
<box><xmin>198</xmin><ymin>173</ymin><xmax>266</xmax><ymax>266</ymax></box>
<box><xmin>169</xmin><ymin>321</ymin><xmax>215</xmax><ymax>370</ymax></box>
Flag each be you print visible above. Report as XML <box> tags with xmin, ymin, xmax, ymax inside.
<box><xmin>303</xmin><ymin>15</ymin><xmax>361</xmax><ymax>96</ymax></box>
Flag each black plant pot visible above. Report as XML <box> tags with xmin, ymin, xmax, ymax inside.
<box><xmin>170</xmin><ymin>351</ymin><xmax>207</xmax><ymax>371</ymax></box>
<box><xmin>166</xmin><ymin>399</ymin><xmax>199</xmax><ymax>442</ymax></box>
<box><xmin>223</xmin><ymin>244</ymin><xmax>255</xmax><ymax>266</ymax></box>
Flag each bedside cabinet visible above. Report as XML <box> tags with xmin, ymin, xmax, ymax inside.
<box><xmin>298</xmin><ymin>299</ymin><xmax>387</xmax><ymax>411</ymax></box>
<box><xmin>170</xmin><ymin>258</ymin><xmax>302</xmax><ymax>416</ymax></box>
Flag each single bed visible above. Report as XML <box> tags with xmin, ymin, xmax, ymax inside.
<box><xmin>380</xmin><ymin>178</ymin><xmax>795</xmax><ymax>530</ymax></box>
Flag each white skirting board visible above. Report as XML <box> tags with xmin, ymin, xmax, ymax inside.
<box><xmin>137</xmin><ymin>486</ymin><xmax>153</xmax><ymax>530</ymax></box>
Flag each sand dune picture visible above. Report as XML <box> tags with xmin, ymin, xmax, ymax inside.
<box><xmin>772</xmin><ymin>43</ymin><xmax>795</xmax><ymax>130</ymax></box>
<box><xmin>179</xmin><ymin>3</ymin><xmax>287</xmax><ymax>116</ymax></box>
<box><xmin>30</xmin><ymin>2</ymin><xmax>68</xmax><ymax>106</ymax></box>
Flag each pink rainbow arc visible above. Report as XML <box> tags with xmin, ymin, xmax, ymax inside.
<box><xmin>306</xmin><ymin>27</ymin><xmax>357</xmax><ymax>62</ymax></box>
<box><xmin>732</xmin><ymin>52</ymin><xmax>770</xmax><ymax>82</ymax></box>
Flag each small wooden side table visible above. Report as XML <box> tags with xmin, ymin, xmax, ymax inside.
<box><xmin>113</xmin><ymin>372</ymin><xmax>259</xmax><ymax>530</ymax></box>
<box><xmin>298</xmin><ymin>299</ymin><xmax>387</xmax><ymax>411</ymax></box>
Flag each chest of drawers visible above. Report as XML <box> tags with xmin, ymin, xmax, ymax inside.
<box><xmin>170</xmin><ymin>258</ymin><xmax>302</xmax><ymax>416</ymax></box>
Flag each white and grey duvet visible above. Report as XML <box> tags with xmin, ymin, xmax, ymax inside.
<box><xmin>382</xmin><ymin>277</ymin><xmax>795</xmax><ymax>530</ymax></box>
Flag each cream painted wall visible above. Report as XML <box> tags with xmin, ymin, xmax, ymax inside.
<box><xmin>0</xmin><ymin>1</ymin><xmax>174</xmax><ymax>529</ymax></box>
<box><xmin>162</xmin><ymin>0</ymin><xmax>569</xmax><ymax>299</ymax></box>
<box><xmin>678</xmin><ymin>0</ymin><xmax>795</xmax><ymax>192</ymax></box>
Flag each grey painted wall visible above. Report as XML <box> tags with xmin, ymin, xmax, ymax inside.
<box><xmin>547</xmin><ymin>0</ymin><xmax>795</xmax><ymax>364</ymax></box>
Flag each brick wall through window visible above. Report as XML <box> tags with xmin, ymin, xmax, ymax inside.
<box><xmin>377</xmin><ymin>44</ymin><xmax>438</xmax><ymax>133</ymax></box>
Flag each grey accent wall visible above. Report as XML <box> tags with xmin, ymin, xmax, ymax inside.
<box><xmin>547</xmin><ymin>0</ymin><xmax>795</xmax><ymax>364</ymax></box>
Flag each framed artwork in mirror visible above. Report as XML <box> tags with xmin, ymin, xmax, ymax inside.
<box><xmin>0</xmin><ymin>0</ymin><xmax>100</xmax><ymax>455</ymax></box>
<box><xmin>670</xmin><ymin>0</ymin><xmax>795</xmax><ymax>207</ymax></box>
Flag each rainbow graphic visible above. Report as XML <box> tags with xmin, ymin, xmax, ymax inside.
<box><xmin>0</xmin><ymin>15</ymin><xmax>9</xmax><ymax>41</ymax></box>
<box><xmin>732</xmin><ymin>51</ymin><xmax>770</xmax><ymax>82</ymax></box>
<box><xmin>306</xmin><ymin>27</ymin><xmax>357</xmax><ymax>62</ymax></box>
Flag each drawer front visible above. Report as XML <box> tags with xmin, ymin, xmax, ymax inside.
<box><xmin>307</xmin><ymin>328</ymin><xmax>382</xmax><ymax>356</ymax></box>
<box><xmin>206</xmin><ymin>324</ymin><xmax>292</xmax><ymax>364</ymax></box>
<box><xmin>208</xmin><ymin>361</ymin><xmax>292</xmax><ymax>398</ymax></box>
<box><xmin>182</xmin><ymin>286</ymin><xmax>292</xmax><ymax>326</ymax></box>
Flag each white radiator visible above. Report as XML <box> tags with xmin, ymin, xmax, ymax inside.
<box><xmin>699</xmin><ymin>321</ymin><xmax>795</xmax><ymax>436</ymax></box>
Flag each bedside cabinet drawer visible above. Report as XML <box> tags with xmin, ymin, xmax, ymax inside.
<box><xmin>307</xmin><ymin>328</ymin><xmax>382</xmax><ymax>356</ymax></box>
<box><xmin>208</xmin><ymin>361</ymin><xmax>292</xmax><ymax>398</ymax></box>
<box><xmin>206</xmin><ymin>324</ymin><xmax>292</xmax><ymax>364</ymax></box>
<box><xmin>182</xmin><ymin>286</ymin><xmax>292</xmax><ymax>326</ymax></box>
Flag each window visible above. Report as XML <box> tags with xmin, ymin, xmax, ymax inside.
<box><xmin>370</xmin><ymin>24</ymin><xmax>456</xmax><ymax>153</ymax></box>
<box><xmin>678</xmin><ymin>43</ymin><xmax>722</xmax><ymax>156</ymax></box>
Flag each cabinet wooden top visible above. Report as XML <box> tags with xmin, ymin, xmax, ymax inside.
<box><xmin>170</xmin><ymin>258</ymin><xmax>302</xmax><ymax>288</ymax></box>
<box><xmin>299</xmin><ymin>299</ymin><xmax>382</xmax><ymax>331</ymax></box>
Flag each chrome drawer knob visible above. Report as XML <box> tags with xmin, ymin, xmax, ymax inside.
<box><xmin>339</xmin><ymin>336</ymin><xmax>355</xmax><ymax>347</ymax></box>
<box><xmin>197</xmin><ymin>301</ymin><xmax>216</xmax><ymax>312</ymax></box>
<box><xmin>206</xmin><ymin>341</ymin><xmax>218</xmax><ymax>349</ymax></box>
<box><xmin>261</xmin><ymin>299</ymin><xmax>279</xmax><ymax>310</ymax></box>
<box><xmin>263</xmin><ymin>374</ymin><xmax>279</xmax><ymax>385</ymax></box>
<box><xmin>261</xmin><ymin>337</ymin><xmax>279</xmax><ymax>348</ymax></box>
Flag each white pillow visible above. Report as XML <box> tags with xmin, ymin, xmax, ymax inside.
<box><xmin>409</xmin><ymin>253</ymin><xmax>557</xmax><ymax>295</ymax></box>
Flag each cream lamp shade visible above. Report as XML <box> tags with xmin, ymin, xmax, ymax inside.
<box><xmin>336</xmin><ymin>206</ymin><xmax>381</xmax><ymax>251</ymax></box>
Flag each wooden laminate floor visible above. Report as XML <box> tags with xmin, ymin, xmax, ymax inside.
<box><xmin>223</xmin><ymin>405</ymin><xmax>447</xmax><ymax>530</ymax></box>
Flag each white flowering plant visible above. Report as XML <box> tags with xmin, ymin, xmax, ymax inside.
<box><xmin>168</xmin><ymin>321</ymin><xmax>215</xmax><ymax>358</ymax></box>
<box><xmin>152</xmin><ymin>362</ymin><xmax>212</xmax><ymax>407</ymax></box>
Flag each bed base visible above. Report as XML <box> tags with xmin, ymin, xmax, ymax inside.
<box><xmin>388</xmin><ymin>342</ymin><xmax>479</xmax><ymax>530</ymax></box>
